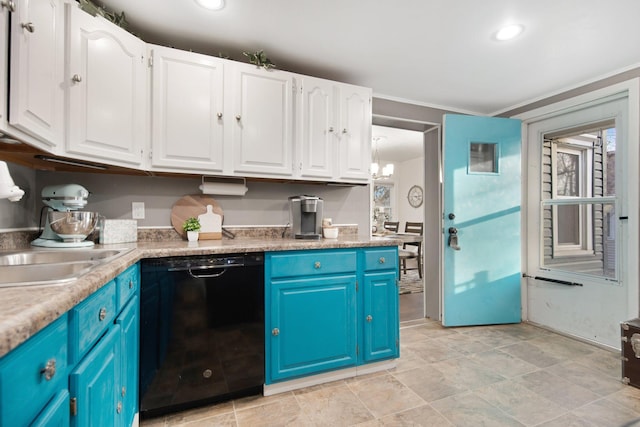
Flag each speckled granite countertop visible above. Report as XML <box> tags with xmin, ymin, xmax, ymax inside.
<box><xmin>0</xmin><ymin>236</ymin><xmax>399</xmax><ymax>358</ymax></box>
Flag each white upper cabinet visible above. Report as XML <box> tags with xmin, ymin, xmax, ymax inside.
<box><xmin>337</xmin><ymin>84</ymin><xmax>372</xmax><ymax>182</ymax></box>
<box><xmin>295</xmin><ymin>77</ymin><xmax>372</xmax><ymax>183</ymax></box>
<box><xmin>65</xmin><ymin>4</ymin><xmax>147</xmax><ymax>168</ymax></box>
<box><xmin>7</xmin><ymin>0</ymin><xmax>64</xmax><ymax>149</ymax></box>
<box><xmin>149</xmin><ymin>45</ymin><xmax>225</xmax><ymax>173</ymax></box>
<box><xmin>229</xmin><ymin>62</ymin><xmax>294</xmax><ymax>177</ymax></box>
<box><xmin>295</xmin><ymin>76</ymin><xmax>337</xmax><ymax>180</ymax></box>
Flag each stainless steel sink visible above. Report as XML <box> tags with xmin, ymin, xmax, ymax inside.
<box><xmin>0</xmin><ymin>248</ymin><xmax>129</xmax><ymax>266</ymax></box>
<box><xmin>0</xmin><ymin>262</ymin><xmax>98</xmax><ymax>288</ymax></box>
<box><xmin>0</xmin><ymin>248</ymin><xmax>133</xmax><ymax>288</ymax></box>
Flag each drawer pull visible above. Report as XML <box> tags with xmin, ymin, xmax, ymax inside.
<box><xmin>40</xmin><ymin>359</ymin><xmax>56</xmax><ymax>381</ymax></box>
<box><xmin>366</xmin><ymin>315</ymin><xmax>373</xmax><ymax>323</ymax></box>
<box><xmin>379</xmin><ymin>257</ymin><xmax>385</xmax><ymax>264</ymax></box>
<box><xmin>21</xmin><ymin>22</ymin><xmax>35</xmax><ymax>33</ymax></box>
<box><xmin>128</xmin><ymin>280</ymin><xmax>133</xmax><ymax>289</ymax></box>
<box><xmin>272</xmin><ymin>328</ymin><xmax>280</xmax><ymax>336</ymax></box>
<box><xmin>98</xmin><ymin>307</ymin><xmax>107</xmax><ymax>321</ymax></box>
<box><xmin>314</xmin><ymin>262</ymin><xmax>321</xmax><ymax>269</ymax></box>
<box><xmin>0</xmin><ymin>1</ymin><xmax>15</xmax><ymax>12</ymax></box>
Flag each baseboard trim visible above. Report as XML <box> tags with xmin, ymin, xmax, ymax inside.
<box><xmin>263</xmin><ymin>359</ymin><xmax>397</xmax><ymax>396</ymax></box>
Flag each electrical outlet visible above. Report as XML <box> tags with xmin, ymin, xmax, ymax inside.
<box><xmin>132</xmin><ymin>202</ymin><xmax>145</xmax><ymax>219</ymax></box>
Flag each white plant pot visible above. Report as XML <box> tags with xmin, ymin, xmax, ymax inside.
<box><xmin>187</xmin><ymin>231</ymin><xmax>199</xmax><ymax>242</ymax></box>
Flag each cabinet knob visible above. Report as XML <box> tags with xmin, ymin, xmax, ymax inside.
<box><xmin>366</xmin><ymin>315</ymin><xmax>373</xmax><ymax>323</ymax></box>
<box><xmin>379</xmin><ymin>257</ymin><xmax>385</xmax><ymax>264</ymax></box>
<box><xmin>217</xmin><ymin>112</ymin><xmax>223</xmax><ymax>119</ymax></box>
<box><xmin>272</xmin><ymin>328</ymin><xmax>280</xmax><ymax>336</ymax></box>
<box><xmin>72</xmin><ymin>74</ymin><xmax>82</xmax><ymax>83</ymax></box>
<box><xmin>342</xmin><ymin>128</ymin><xmax>348</xmax><ymax>134</ymax></box>
<box><xmin>98</xmin><ymin>307</ymin><xmax>107</xmax><ymax>321</ymax></box>
<box><xmin>116</xmin><ymin>401</ymin><xmax>122</xmax><ymax>414</ymax></box>
<box><xmin>128</xmin><ymin>280</ymin><xmax>133</xmax><ymax>289</ymax></box>
<box><xmin>328</xmin><ymin>127</ymin><xmax>334</xmax><ymax>133</ymax></box>
<box><xmin>235</xmin><ymin>115</ymin><xmax>241</xmax><ymax>121</ymax></box>
<box><xmin>21</xmin><ymin>22</ymin><xmax>35</xmax><ymax>33</ymax></box>
<box><xmin>121</xmin><ymin>386</ymin><xmax>126</xmax><ymax>397</ymax></box>
<box><xmin>314</xmin><ymin>261</ymin><xmax>321</xmax><ymax>269</ymax></box>
<box><xmin>0</xmin><ymin>1</ymin><xmax>15</xmax><ymax>12</ymax></box>
<box><xmin>40</xmin><ymin>359</ymin><xmax>56</xmax><ymax>381</ymax></box>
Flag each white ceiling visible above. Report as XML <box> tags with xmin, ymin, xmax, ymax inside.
<box><xmin>97</xmin><ymin>0</ymin><xmax>640</xmax><ymax>116</ymax></box>
<box><xmin>372</xmin><ymin>126</ymin><xmax>424</xmax><ymax>163</ymax></box>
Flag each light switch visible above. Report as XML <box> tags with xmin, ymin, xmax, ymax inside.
<box><xmin>132</xmin><ymin>202</ymin><xmax>145</xmax><ymax>219</ymax></box>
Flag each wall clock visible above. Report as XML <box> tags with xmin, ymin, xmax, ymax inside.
<box><xmin>407</xmin><ymin>185</ymin><xmax>423</xmax><ymax>208</ymax></box>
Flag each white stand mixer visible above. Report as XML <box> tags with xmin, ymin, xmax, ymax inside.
<box><xmin>31</xmin><ymin>184</ymin><xmax>96</xmax><ymax>248</ymax></box>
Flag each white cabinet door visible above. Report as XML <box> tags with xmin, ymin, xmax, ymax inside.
<box><xmin>296</xmin><ymin>76</ymin><xmax>337</xmax><ymax>180</ymax></box>
<box><xmin>230</xmin><ymin>62</ymin><xmax>293</xmax><ymax>177</ymax></box>
<box><xmin>66</xmin><ymin>4</ymin><xmax>147</xmax><ymax>168</ymax></box>
<box><xmin>337</xmin><ymin>84</ymin><xmax>371</xmax><ymax>182</ymax></box>
<box><xmin>9</xmin><ymin>0</ymin><xmax>64</xmax><ymax>148</ymax></box>
<box><xmin>150</xmin><ymin>45</ymin><xmax>225</xmax><ymax>173</ymax></box>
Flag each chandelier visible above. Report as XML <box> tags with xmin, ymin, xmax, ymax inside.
<box><xmin>371</xmin><ymin>137</ymin><xmax>394</xmax><ymax>179</ymax></box>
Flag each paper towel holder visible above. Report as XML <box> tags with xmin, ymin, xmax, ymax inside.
<box><xmin>199</xmin><ymin>176</ymin><xmax>248</xmax><ymax>196</ymax></box>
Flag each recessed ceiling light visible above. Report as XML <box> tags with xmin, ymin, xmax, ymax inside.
<box><xmin>494</xmin><ymin>24</ymin><xmax>524</xmax><ymax>41</ymax></box>
<box><xmin>195</xmin><ymin>0</ymin><xmax>225</xmax><ymax>11</ymax></box>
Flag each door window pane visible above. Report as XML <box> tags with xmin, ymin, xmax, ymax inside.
<box><xmin>469</xmin><ymin>142</ymin><xmax>497</xmax><ymax>173</ymax></box>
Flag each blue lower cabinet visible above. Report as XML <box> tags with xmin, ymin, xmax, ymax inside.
<box><xmin>267</xmin><ymin>274</ymin><xmax>357</xmax><ymax>383</ymax></box>
<box><xmin>70</xmin><ymin>325</ymin><xmax>121</xmax><ymax>427</ymax></box>
<box><xmin>0</xmin><ymin>315</ymin><xmax>68</xmax><ymax>427</ymax></box>
<box><xmin>116</xmin><ymin>296</ymin><xmax>139</xmax><ymax>427</ymax></box>
<box><xmin>0</xmin><ymin>262</ymin><xmax>140</xmax><ymax>427</ymax></box>
<box><xmin>265</xmin><ymin>247</ymin><xmax>399</xmax><ymax>384</ymax></box>
<box><xmin>31</xmin><ymin>389</ymin><xmax>70</xmax><ymax>427</ymax></box>
<box><xmin>362</xmin><ymin>270</ymin><xmax>399</xmax><ymax>362</ymax></box>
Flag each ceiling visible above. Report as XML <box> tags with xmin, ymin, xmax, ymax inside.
<box><xmin>372</xmin><ymin>126</ymin><xmax>424</xmax><ymax>163</ymax></box>
<box><xmin>97</xmin><ymin>0</ymin><xmax>640</xmax><ymax>116</ymax></box>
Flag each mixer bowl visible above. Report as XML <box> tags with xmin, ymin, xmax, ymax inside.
<box><xmin>48</xmin><ymin>211</ymin><xmax>99</xmax><ymax>242</ymax></box>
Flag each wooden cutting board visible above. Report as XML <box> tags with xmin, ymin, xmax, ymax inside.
<box><xmin>170</xmin><ymin>195</ymin><xmax>224</xmax><ymax>240</ymax></box>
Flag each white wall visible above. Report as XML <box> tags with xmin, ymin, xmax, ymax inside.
<box><xmin>397</xmin><ymin>156</ymin><xmax>425</xmax><ymax>228</ymax></box>
<box><xmin>15</xmin><ymin>170</ymin><xmax>372</xmax><ymax>236</ymax></box>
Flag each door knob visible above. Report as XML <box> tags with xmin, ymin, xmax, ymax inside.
<box><xmin>448</xmin><ymin>227</ymin><xmax>461</xmax><ymax>251</ymax></box>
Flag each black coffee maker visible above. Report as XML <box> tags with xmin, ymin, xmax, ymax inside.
<box><xmin>289</xmin><ymin>195</ymin><xmax>323</xmax><ymax>239</ymax></box>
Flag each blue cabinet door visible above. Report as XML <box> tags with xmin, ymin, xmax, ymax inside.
<box><xmin>115</xmin><ymin>296</ymin><xmax>139</xmax><ymax>427</ymax></box>
<box><xmin>362</xmin><ymin>270</ymin><xmax>399</xmax><ymax>362</ymax></box>
<box><xmin>70</xmin><ymin>325</ymin><xmax>121</xmax><ymax>427</ymax></box>
<box><xmin>267</xmin><ymin>274</ymin><xmax>357</xmax><ymax>383</ymax></box>
<box><xmin>31</xmin><ymin>389</ymin><xmax>70</xmax><ymax>427</ymax></box>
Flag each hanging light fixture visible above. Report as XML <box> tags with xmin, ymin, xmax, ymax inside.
<box><xmin>371</xmin><ymin>137</ymin><xmax>394</xmax><ymax>180</ymax></box>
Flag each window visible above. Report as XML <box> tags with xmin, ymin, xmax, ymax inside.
<box><xmin>541</xmin><ymin>124</ymin><xmax>617</xmax><ymax>279</ymax></box>
<box><xmin>469</xmin><ymin>142</ymin><xmax>498</xmax><ymax>173</ymax></box>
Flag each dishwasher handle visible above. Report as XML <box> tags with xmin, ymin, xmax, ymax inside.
<box><xmin>187</xmin><ymin>267</ymin><xmax>228</xmax><ymax>279</ymax></box>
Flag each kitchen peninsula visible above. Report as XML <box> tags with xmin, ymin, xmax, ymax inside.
<box><xmin>0</xmin><ymin>233</ymin><xmax>401</xmax><ymax>425</ymax></box>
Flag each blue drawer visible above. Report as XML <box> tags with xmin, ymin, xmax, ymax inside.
<box><xmin>0</xmin><ymin>315</ymin><xmax>68</xmax><ymax>427</ymax></box>
<box><xmin>268</xmin><ymin>249</ymin><xmax>357</xmax><ymax>279</ymax></box>
<box><xmin>68</xmin><ymin>280</ymin><xmax>117</xmax><ymax>364</ymax></box>
<box><xmin>115</xmin><ymin>263</ymin><xmax>139</xmax><ymax>312</ymax></box>
<box><xmin>363</xmin><ymin>247</ymin><xmax>398</xmax><ymax>271</ymax></box>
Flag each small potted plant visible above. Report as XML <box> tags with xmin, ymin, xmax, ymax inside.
<box><xmin>182</xmin><ymin>217</ymin><xmax>201</xmax><ymax>242</ymax></box>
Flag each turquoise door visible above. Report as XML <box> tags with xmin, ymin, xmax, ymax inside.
<box><xmin>442</xmin><ymin>114</ymin><xmax>522</xmax><ymax>326</ymax></box>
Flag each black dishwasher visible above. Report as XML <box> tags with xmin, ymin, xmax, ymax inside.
<box><xmin>139</xmin><ymin>253</ymin><xmax>264</xmax><ymax>419</ymax></box>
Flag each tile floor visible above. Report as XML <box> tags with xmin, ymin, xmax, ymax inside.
<box><xmin>140</xmin><ymin>319</ymin><xmax>640</xmax><ymax>426</ymax></box>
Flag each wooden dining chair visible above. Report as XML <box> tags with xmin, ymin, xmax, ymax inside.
<box><xmin>399</xmin><ymin>222</ymin><xmax>423</xmax><ymax>278</ymax></box>
<box><xmin>383</xmin><ymin>221</ymin><xmax>399</xmax><ymax>232</ymax></box>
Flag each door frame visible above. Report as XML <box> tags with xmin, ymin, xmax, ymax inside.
<box><xmin>371</xmin><ymin>114</ymin><xmax>440</xmax><ymax>321</ymax></box>
<box><xmin>513</xmin><ymin>78</ymin><xmax>639</xmax><ymax>332</ymax></box>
